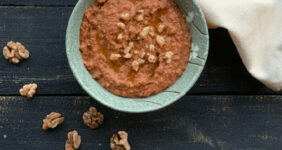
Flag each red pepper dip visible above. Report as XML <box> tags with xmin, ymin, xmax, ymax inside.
<box><xmin>80</xmin><ymin>0</ymin><xmax>191</xmax><ymax>98</ymax></box>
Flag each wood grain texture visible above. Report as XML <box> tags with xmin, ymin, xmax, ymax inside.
<box><xmin>0</xmin><ymin>96</ymin><xmax>282</xmax><ymax>150</ymax></box>
<box><xmin>0</xmin><ymin>7</ymin><xmax>280</xmax><ymax>95</ymax></box>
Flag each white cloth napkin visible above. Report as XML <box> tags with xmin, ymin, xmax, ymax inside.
<box><xmin>196</xmin><ymin>0</ymin><xmax>282</xmax><ymax>91</ymax></box>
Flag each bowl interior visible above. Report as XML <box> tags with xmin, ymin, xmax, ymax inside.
<box><xmin>66</xmin><ymin>0</ymin><xmax>209</xmax><ymax>113</ymax></box>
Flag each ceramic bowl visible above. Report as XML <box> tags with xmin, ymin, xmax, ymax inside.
<box><xmin>66</xmin><ymin>0</ymin><xmax>209</xmax><ymax>113</ymax></box>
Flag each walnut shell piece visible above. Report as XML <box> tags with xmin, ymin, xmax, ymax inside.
<box><xmin>19</xmin><ymin>83</ymin><xmax>38</xmax><ymax>99</ymax></box>
<box><xmin>65</xmin><ymin>130</ymin><xmax>81</xmax><ymax>150</ymax></box>
<box><xmin>42</xmin><ymin>112</ymin><xmax>64</xmax><ymax>130</ymax></box>
<box><xmin>110</xmin><ymin>131</ymin><xmax>131</xmax><ymax>150</ymax></box>
<box><xmin>82</xmin><ymin>106</ymin><xmax>104</xmax><ymax>129</ymax></box>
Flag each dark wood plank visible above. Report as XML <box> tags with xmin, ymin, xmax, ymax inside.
<box><xmin>0</xmin><ymin>7</ymin><xmax>280</xmax><ymax>95</ymax></box>
<box><xmin>0</xmin><ymin>0</ymin><xmax>78</xmax><ymax>6</ymax></box>
<box><xmin>0</xmin><ymin>7</ymin><xmax>85</xmax><ymax>95</ymax></box>
<box><xmin>1</xmin><ymin>95</ymin><xmax>282</xmax><ymax>150</ymax></box>
<box><xmin>189</xmin><ymin>29</ymin><xmax>280</xmax><ymax>94</ymax></box>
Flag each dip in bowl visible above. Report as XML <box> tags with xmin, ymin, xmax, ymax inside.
<box><xmin>66</xmin><ymin>0</ymin><xmax>209</xmax><ymax>113</ymax></box>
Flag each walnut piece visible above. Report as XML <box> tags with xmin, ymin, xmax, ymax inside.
<box><xmin>149</xmin><ymin>44</ymin><xmax>155</xmax><ymax>51</ymax></box>
<box><xmin>123</xmin><ymin>53</ymin><xmax>132</xmax><ymax>59</ymax></box>
<box><xmin>19</xmin><ymin>83</ymin><xmax>38</xmax><ymax>99</ymax></box>
<box><xmin>133</xmin><ymin>50</ymin><xmax>139</xmax><ymax>55</ymax></box>
<box><xmin>148</xmin><ymin>54</ymin><xmax>156</xmax><ymax>63</ymax></box>
<box><xmin>42</xmin><ymin>112</ymin><xmax>64</xmax><ymax>130</ymax></box>
<box><xmin>110</xmin><ymin>53</ymin><xmax>121</xmax><ymax>61</ymax></box>
<box><xmin>3</xmin><ymin>41</ymin><xmax>29</xmax><ymax>64</ymax></box>
<box><xmin>117</xmin><ymin>22</ymin><xmax>126</xmax><ymax>30</ymax></box>
<box><xmin>136</xmin><ymin>15</ymin><xmax>144</xmax><ymax>21</ymax></box>
<box><xmin>110</xmin><ymin>131</ymin><xmax>131</xmax><ymax>150</ymax></box>
<box><xmin>132</xmin><ymin>60</ymin><xmax>139</xmax><ymax>72</ymax></box>
<box><xmin>156</xmin><ymin>35</ymin><xmax>165</xmax><ymax>47</ymax></box>
<box><xmin>139</xmin><ymin>26</ymin><xmax>150</xmax><ymax>39</ymax></box>
<box><xmin>120</xmin><ymin>13</ymin><xmax>130</xmax><ymax>21</ymax></box>
<box><xmin>158</xmin><ymin>23</ymin><xmax>165</xmax><ymax>33</ymax></box>
<box><xmin>123</xmin><ymin>42</ymin><xmax>134</xmax><ymax>59</ymax></box>
<box><xmin>136</xmin><ymin>9</ymin><xmax>144</xmax><ymax>22</ymax></box>
<box><xmin>65</xmin><ymin>130</ymin><xmax>81</xmax><ymax>150</ymax></box>
<box><xmin>83</xmin><ymin>106</ymin><xmax>104</xmax><ymax>129</ymax></box>
<box><xmin>164</xmin><ymin>51</ymin><xmax>174</xmax><ymax>63</ymax></box>
<box><xmin>137</xmin><ymin>58</ymin><xmax>145</xmax><ymax>64</ymax></box>
<box><xmin>148</xmin><ymin>26</ymin><xmax>155</xmax><ymax>37</ymax></box>
<box><xmin>117</xmin><ymin>33</ymin><xmax>123</xmax><ymax>41</ymax></box>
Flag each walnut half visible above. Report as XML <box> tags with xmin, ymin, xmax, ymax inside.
<box><xmin>83</xmin><ymin>106</ymin><xmax>104</xmax><ymax>129</ymax></box>
<box><xmin>110</xmin><ymin>131</ymin><xmax>131</xmax><ymax>150</ymax></box>
<box><xmin>42</xmin><ymin>112</ymin><xmax>64</xmax><ymax>130</ymax></box>
<box><xmin>19</xmin><ymin>83</ymin><xmax>38</xmax><ymax>99</ymax></box>
<box><xmin>65</xmin><ymin>130</ymin><xmax>81</xmax><ymax>150</ymax></box>
<box><xmin>3</xmin><ymin>41</ymin><xmax>29</xmax><ymax>64</ymax></box>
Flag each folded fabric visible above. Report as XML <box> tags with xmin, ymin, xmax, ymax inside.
<box><xmin>196</xmin><ymin>0</ymin><xmax>282</xmax><ymax>91</ymax></box>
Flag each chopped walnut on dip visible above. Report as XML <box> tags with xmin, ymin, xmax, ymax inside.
<box><xmin>65</xmin><ymin>130</ymin><xmax>81</xmax><ymax>150</ymax></box>
<box><xmin>3</xmin><ymin>41</ymin><xmax>29</xmax><ymax>64</ymax></box>
<box><xmin>19</xmin><ymin>83</ymin><xmax>38</xmax><ymax>99</ymax></box>
<box><xmin>110</xmin><ymin>131</ymin><xmax>131</xmax><ymax>150</ymax></box>
<box><xmin>83</xmin><ymin>106</ymin><xmax>104</xmax><ymax>129</ymax></box>
<box><xmin>42</xmin><ymin>112</ymin><xmax>64</xmax><ymax>130</ymax></box>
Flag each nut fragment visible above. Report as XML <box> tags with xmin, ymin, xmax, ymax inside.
<box><xmin>137</xmin><ymin>9</ymin><xmax>144</xmax><ymax>13</ymax></box>
<box><xmin>133</xmin><ymin>50</ymin><xmax>139</xmax><ymax>54</ymax></box>
<box><xmin>42</xmin><ymin>112</ymin><xmax>64</xmax><ymax>130</ymax></box>
<box><xmin>110</xmin><ymin>53</ymin><xmax>121</xmax><ymax>61</ymax></box>
<box><xmin>139</xmin><ymin>26</ymin><xmax>150</xmax><ymax>39</ymax></box>
<box><xmin>123</xmin><ymin>42</ymin><xmax>134</xmax><ymax>58</ymax></box>
<box><xmin>110</xmin><ymin>131</ymin><xmax>131</xmax><ymax>150</ymax></box>
<box><xmin>149</xmin><ymin>44</ymin><xmax>155</xmax><ymax>51</ymax></box>
<box><xmin>3</xmin><ymin>41</ymin><xmax>29</xmax><ymax>64</ymax></box>
<box><xmin>156</xmin><ymin>35</ymin><xmax>165</xmax><ymax>47</ymax></box>
<box><xmin>148</xmin><ymin>54</ymin><xmax>156</xmax><ymax>63</ymax></box>
<box><xmin>137</xmin><ymin>58</ymin><xmax>145</xmax><ymax>64</ymax></box>
<box><xmin>83</xmin><ymin>106</ymin><xmax>104</xmax><ymax>129</ymax></box>
<box><xmin>123</xmin><ymin>53</ymin><xmax>132</xmax><ymax>59</ymax></box>
<box><xmin>19</xmin><ymin>83</ymin><xmax>38</xmax><ymax>99</ymax></box>
<box><xmin>117</xmin><ymin>22</ymin><xmax>126</xmax><ymax>30</ymax></box>
<box><xmin>136</xmin><ymin>9</ymin><xmax>144</xmax><ymax>21</ymax></box>
<box><xmin>117</xmin><ymin>33</ymin><xmax>123</xmax><ymax>41</ymax></box>
<box><xmin>132</xmin><ymin>60</ymin><xmax>139</xmax><ymax>72</ymax></box>
<box><xmin>148</xmin><ymin>26</ymin><xmax>155</xmax><ymax>37</ymax></box>
<box><xmin>65</xmin><ymin>130</ymin><xmax>81</xmax><ymax>150</ymax></box>
<box><xmin>164</xmin><ymin>51</ymin><xmax>174</xmax><ymax>63</ymax></box>
<box><xmin>136</xmin><ymin>14</ymin><xmax>144</xmax><ymax>21</ymax></box>
<box><xmin>120</xmin><ymin>13</ymin><xmax>130</xmax><ymax>21</ymax></box>
<box><xmin>158</xmin><ymin>23</ymin><xmax>165</xmax><ymax>33</ymax></box>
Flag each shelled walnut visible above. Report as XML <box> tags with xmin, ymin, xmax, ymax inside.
<box><xmin>82</xmin><ymin>106</ymin><xmax>104</xmax><ymax>129</ymax></box>
<box><xmin>65</xmin><ymin>130</ymin><xmax>81</xmax><ymax>150</ymax></box>
<box><xmin>110</xmin><ymin>131</ymin><xmax>131</xmax><ymax>150</ymax></box>
<box><xmin>3</xmin><ymin>41</ymin><xmax>29</xmax><ymax>64</ymax></box>
<box><xmin>19</xmin><ymin>83</ymin><xmax>38</xmax><ymax>99</ymax></box>
<box><xmin>42</xmin><ymin>112</ymin><xmax>64</xmax><ymax>130</ymax></box>
<box><xmin>164</xmin><ymin>51</ymin><xmax>174</xmax><ymax>63</ymax></box>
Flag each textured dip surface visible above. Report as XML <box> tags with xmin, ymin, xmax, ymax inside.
<box><xmin>80</xmin><ymin>0</ymin><xmax>191</xmax><ymax>98</ymax></box>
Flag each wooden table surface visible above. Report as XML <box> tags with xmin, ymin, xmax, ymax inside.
<box><xmin>0</xmin><ymin>1</ymin><xmax>282</xmax><ymax>150</ymax></box>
